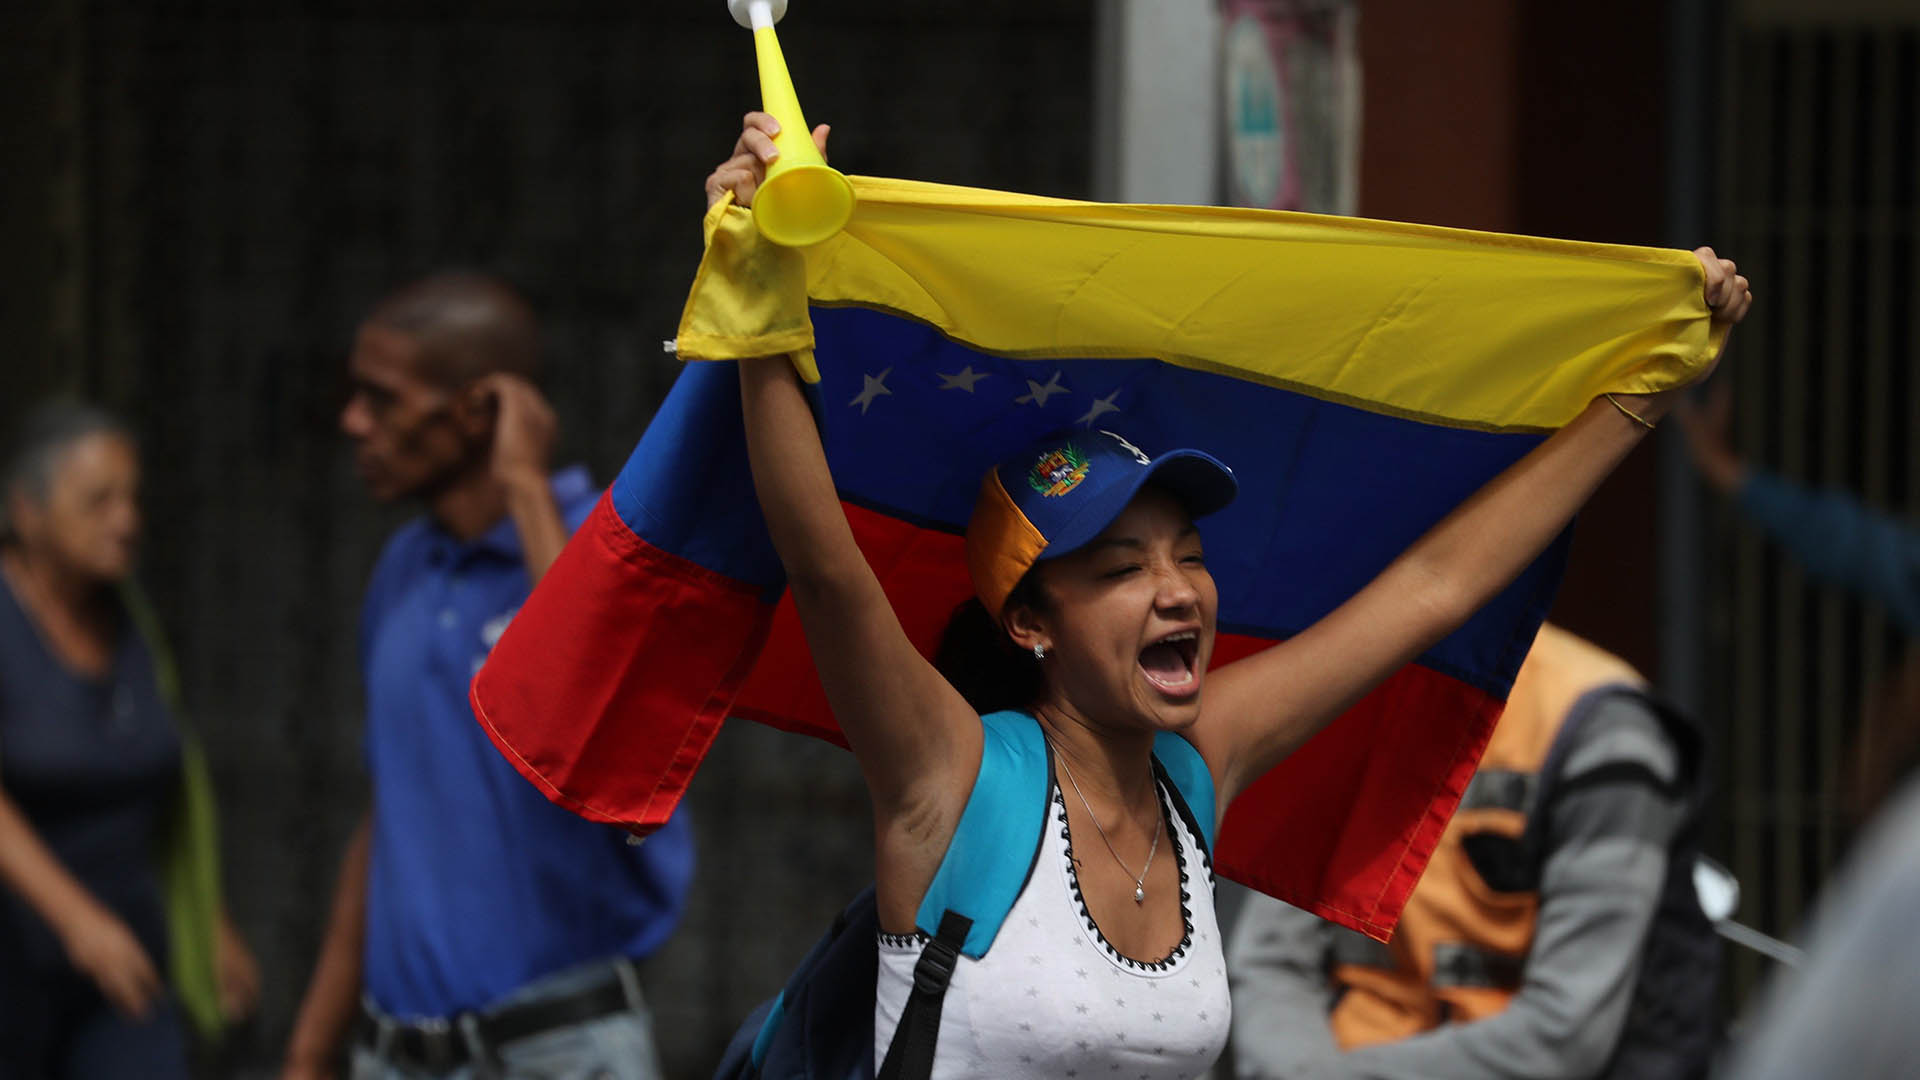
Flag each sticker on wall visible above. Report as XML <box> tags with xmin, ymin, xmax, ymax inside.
<box><xmin>1220</xmin><ymin>0</ymin><xmax>1360</xmax><ymax>215</ymax></box>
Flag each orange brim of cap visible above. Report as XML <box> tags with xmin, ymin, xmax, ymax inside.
<box><xmin>966</xmin><ymin>469</ymin><xmax>1048</xmax><ymax>620</ymax></box>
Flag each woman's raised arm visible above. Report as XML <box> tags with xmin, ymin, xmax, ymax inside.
<box><xmin>1191</xmin><ymin>250</ymin><xmax>1752</xmax><ymax>805</ymax></box>
<box><xmin>715</xmin><ymin>115</ymin><xmax>981</xmax><ymax>847</ymax></box>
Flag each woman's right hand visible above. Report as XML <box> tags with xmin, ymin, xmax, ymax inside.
<box><xmin>60</xmin><ymin>900</ymin><xmax>162</xmax><ymax>1018</ymax></box>
<box><xmin>705</xmin><ymin>111</ymin><xmax>830</xmax><ymax>210</ymax></box>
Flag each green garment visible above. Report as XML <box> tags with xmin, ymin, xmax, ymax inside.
<box><xmin>121</xmin><ymin>582</ymin><xmax>228</xmax><ymax>1040</ymax></box>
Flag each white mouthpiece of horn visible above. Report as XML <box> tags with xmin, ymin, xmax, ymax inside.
<box><xmin>728</xmin><ymin>0</ymin><xmax>787</xmax><ymax>29</ymax></box>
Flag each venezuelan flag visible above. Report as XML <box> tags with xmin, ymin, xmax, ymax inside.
<box><xmin>472</xmin><ymin>178</ymin><xmax>1722</xmax><ymax>940</ymax></box>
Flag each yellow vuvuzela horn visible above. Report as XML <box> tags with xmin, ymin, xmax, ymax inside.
<box><xmin>727</xmin><ymin>0</ymin><xmax>855</xmax><ymax>247</ymax></box>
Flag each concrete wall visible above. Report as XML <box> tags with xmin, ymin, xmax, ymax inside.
<box><xmin>1093</xmin><ymin>0</ymin><xmax>1221</xmax><ymax>204</ymax></box>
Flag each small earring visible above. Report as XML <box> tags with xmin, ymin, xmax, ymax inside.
<box><xmin>1032</xmin><ymin>643</ymin><xmax>1047</xmax><ymax>661</ymax></box>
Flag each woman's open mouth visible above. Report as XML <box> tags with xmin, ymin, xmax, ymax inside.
<box><xmin>1138</xmin><ymin>629</ymin><xmax>1200</xmax><ymax>696</ymax></box>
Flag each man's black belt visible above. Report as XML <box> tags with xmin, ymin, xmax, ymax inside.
<box><xmin>358</xmin><ymin>961</ymin><xmax>641</xmax><ymax>1074</ymax></box>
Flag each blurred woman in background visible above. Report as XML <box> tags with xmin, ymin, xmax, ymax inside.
<box><xmin>0</xmin><ymin>401</ymin><xmax>257</xmax><ymax>1079</ymax></box>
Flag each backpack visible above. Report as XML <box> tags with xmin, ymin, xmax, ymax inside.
<box><xmin>714</xmin><ymin>710</ymin><xmax>1217</xmax><ymax>1080</ymax></box>
<box><xmin>1463</xmin><ymin>686</ymin><xmax>1718</xmax><ymax>1080</ymax></box>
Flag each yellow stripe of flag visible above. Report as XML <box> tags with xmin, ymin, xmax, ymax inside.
<box><xmin>677</xmin><ymin>177</ymin><xmax>1724</xmax><ymax>433</ymax></box>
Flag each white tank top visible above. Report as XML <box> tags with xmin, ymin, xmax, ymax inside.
<box><xmin>874</xmin><ymin>774</ymin><xmax>1231</xmax><ymax>1079</ymax></box>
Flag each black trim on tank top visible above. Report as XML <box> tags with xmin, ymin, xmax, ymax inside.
<box><xmin>1056</xmin><ymin>781</ymin><xmax>1194</xmax><ymax>971</ymax></box>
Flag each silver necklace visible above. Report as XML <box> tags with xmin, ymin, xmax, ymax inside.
<box><xmin>1052</xmin><ymin>743</ymin><xmax>1160</xmax><ymax>904</ymax></box>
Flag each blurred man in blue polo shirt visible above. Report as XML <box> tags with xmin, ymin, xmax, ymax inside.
<box><xmin>279</xmin><ymin>272</ymin><xmax>694</xmax><ymax>1080</ymax></box>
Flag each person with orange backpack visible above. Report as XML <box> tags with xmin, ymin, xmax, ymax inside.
<box><xmin>1227</xmin><ymin>624</ymin><xmax>1716</xmax><ymax>1080</ymax></box>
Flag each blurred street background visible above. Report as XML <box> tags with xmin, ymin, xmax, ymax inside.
<box><xmin>2</xmin><ymin>1</ymin><xmax>1915</xmax><ymax>1075</ymax></box>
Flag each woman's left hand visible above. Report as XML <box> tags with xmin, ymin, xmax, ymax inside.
<box><xmin>1695</xmin><ymin>246</ymin><xmax>1753</xmax><ymax>326</ymax></box>
<box><xmin>216</xmin><ymin>912</ymin><xmax>261</xmax><ymax>1021</ymax></box>
<box><xmin>1608</xmin><ymin>246</ymin><xmax>1752</xmax><ymax>426</ymax></box>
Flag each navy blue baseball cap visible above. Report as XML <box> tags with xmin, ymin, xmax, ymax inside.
<box><xmin>966</xmin><ymin>428</ymin><xmax>1238</xmax><ymax>618</ymax></box>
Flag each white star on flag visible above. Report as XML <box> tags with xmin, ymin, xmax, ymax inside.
<box><xmin>1076</xmin><ymin>388</ymin><xmax>1122</xmax><ymax>427</ymax></box>
<box><xmin>849</xmin><ymin>367</ymin><xmax>893</xmax><ymax>414</ymax></box>
<box><xmin>1015</xmin><ymin>370</ymin><xmax>1068</xmax><ymax>407</ymax></box>
<box><xmin>937</xmin><ymin>365</ymin><xmax>990</xmax><ymax>392</ymax></box>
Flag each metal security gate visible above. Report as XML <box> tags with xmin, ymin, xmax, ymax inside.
<box><xmin>1705</xmin><ymin>15</ymin><xmax>1919</xmax><ymax>997</ymax></box>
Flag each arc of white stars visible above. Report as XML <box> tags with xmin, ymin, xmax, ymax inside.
<box><xmin>937</xmin><ymin>365</ymin><xmax>989</xmax><ymax>392</ymax></box>
<box><xmin>849</xmin><ymin>367</ymin><xmax>893</xmax><ymax>414</ymax></box>
<box><xmin>1015</xmin><ymin>370</ymin><xmax>1068</xmax><ymax>407</ymax></box>
<box><xmin>1076</xmin><ymin>387</ymin><xmax>1122</xmax><ymax>427</ymax></box>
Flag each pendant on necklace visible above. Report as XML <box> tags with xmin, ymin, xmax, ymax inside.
<box><xmin>1134</xmin><ymin>884</ymin><xmax>1146</xmax><ymax>903</ymax></box>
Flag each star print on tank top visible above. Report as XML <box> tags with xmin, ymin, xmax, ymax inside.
<box><xmin>874</xmin><ymin>773</ymin><xmax>1231</xmax><ymax>1079</ymax></box>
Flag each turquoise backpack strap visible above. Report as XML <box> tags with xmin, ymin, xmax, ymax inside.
<box><xmin>912</xmin><ymin>710</ymin><xmax>1051</xmax><ymax>958</ymax></box>
<box><xmin>1152</xmin><ymin>731</ymin><xmax>1217</xmax><ymax>855</ymax></box>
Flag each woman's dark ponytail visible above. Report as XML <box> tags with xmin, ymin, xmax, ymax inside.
<box><xmin>933</xmin><ymin>573</ymin><xmax>1048</xmax><ymax>715</ymax></box>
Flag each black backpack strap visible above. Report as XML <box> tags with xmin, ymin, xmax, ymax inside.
<box><xmin>1151</xmin><ymin>754</ymin><xmax>1213</xmax><ymax>861</ymax></box>
<box><xmin>876</xmin><ymin>910</ymin><xmax>973</xmax><ymax>1080</ymax></box>
<box><xmin>1151</xmin><ymin>732</ymin><xmax>1216</xmax><ymax>855</ymax></box>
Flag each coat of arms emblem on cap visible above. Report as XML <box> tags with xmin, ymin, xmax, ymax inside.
<box><xmin>1028</xmin><ymin>445</ymin><xmax>1091</xmax><ymax>497</ymax></box>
